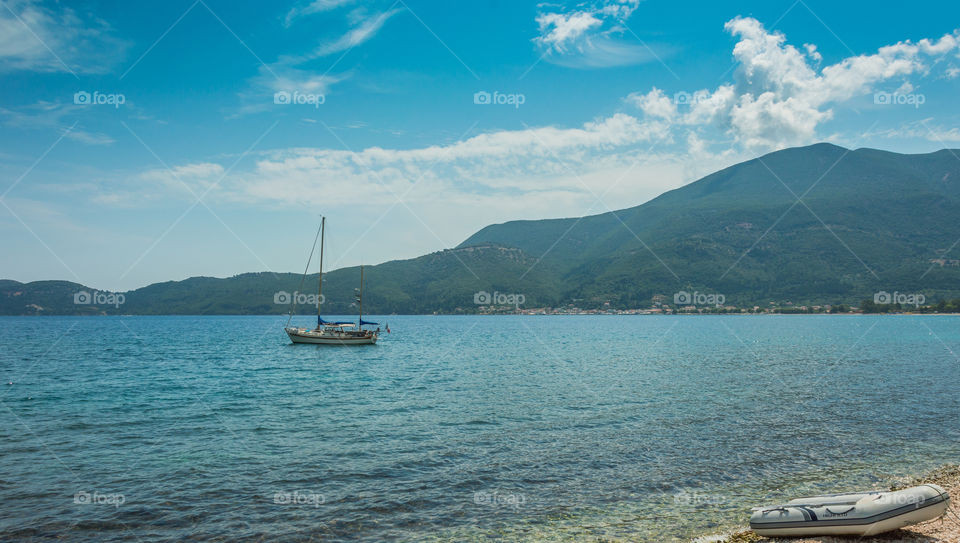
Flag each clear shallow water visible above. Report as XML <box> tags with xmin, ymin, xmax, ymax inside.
<box><xmin>0</xmin><ymin>315</ymin><xmax>958</xmax><ymax>542</ymax></box>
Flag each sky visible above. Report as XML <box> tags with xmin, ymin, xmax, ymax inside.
<box><xmin>1</xmin><ymin>0</ymin><xmax>959</xmax><ymax>291</ymax></box>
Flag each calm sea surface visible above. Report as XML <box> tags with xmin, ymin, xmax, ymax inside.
<box><xmin>1</xmin><ymin>315</ymin><xmax>958</xmax><ymax>541</ymax></box>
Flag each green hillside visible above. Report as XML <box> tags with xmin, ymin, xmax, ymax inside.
<box><xmin>4</xmin><ymin>143</ymin><xmax>960</xmax><ymax>315</ymax></box>
<box><xmin>461</xmin><ymin>143</ymin><xmax>960</xmax><ymax>306</ymax></box>
<box><xmin>1</xmin><ymin>245</ymin><xmax>561</xmax><ymax>315</ymax></box>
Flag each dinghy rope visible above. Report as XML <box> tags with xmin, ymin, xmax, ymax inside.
<box><xmin>925</xmin><ymin>483</ymin><xmax>960</xmax><ymax>528</ymax></box>
<box><xmin>942</xmin><ymin>489</ymin><xmax>960</xmax><ymax>529</ymax></box>
<box><xmin>909</xmin><ymin>483</ymin><xmax>960</xmax><ymax>530</ymax></box>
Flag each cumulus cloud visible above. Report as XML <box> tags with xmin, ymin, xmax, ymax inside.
<box><xmin>627</xmin><ymin>17</ymin><xmax>960</xmax><ymax>151</ymax></box>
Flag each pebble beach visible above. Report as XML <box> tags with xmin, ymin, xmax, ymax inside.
<box><xmin>698</xmin><ymin>465</ymin><xmax>960</xmax><ymax>543</ymax></box>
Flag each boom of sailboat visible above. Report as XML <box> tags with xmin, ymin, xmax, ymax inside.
<box><xmin>284</xmin><ymin>217</ymin><xmax>381</xmax><ymax>345</ymax></box>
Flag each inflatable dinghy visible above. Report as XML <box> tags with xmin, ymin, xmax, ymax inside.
<box><xmin>750</xmin><ymin>484</ymin><xmax>949</xmax><ymax>537</ymax></box>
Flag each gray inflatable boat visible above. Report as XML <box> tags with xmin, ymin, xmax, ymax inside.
<box><xmin>750</xmin><ymin>484</ymin><xmax>950</xmax><ymax>537</ymax></box>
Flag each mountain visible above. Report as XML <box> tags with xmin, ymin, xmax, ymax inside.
<box><xmin>4</xmin><ymin>143</ymin><xmax>960</xmax><ymax>315</ymax></box>
<box><xmin>462</xmin><ymin>143</ymin><xmax>960</xmax><ymax>306</ymax></box>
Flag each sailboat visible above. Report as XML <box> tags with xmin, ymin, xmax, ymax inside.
<box><xmin>284</xmin><ymin>217</ymin><xmax>379</xmax><ymax>345</ymax></box>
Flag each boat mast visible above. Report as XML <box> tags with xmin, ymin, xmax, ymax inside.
<box><xmin>358</xmin><ymin>264</ymin><xmax>363</xmax><ymax>326</ymax></box>
<box><xmin>286</xmin><ymin>221</ymin><xmax>323</xmax><ymax>329</ymax></box>
<box><xmin>317</xmin><ymin>217</ymin><xmax>324</xmax><ymax>328</ymax></box>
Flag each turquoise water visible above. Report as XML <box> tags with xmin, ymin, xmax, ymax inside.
<box><xmin>1</xmin><ymin>315</ymin><xmax>958</xmax><ymax>541</ymax></box>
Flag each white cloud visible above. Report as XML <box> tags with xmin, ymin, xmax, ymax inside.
<box><xmin>180</xmin><ymin>113</ymin><xmax>672</xmax><ymax>217</ymax></box>
<box><xmin>868</xmin><ymin>119</ymin><xmax>960</xmax><ymax>143</ymax></box>
<box><xmin>626</xmin><ymin>17</ymin><xmax>960</xmax><ymax>152</ymax></box>
<box><xmin>210</xmin><ymin>118</ymin><xmax>711</xmax><ymax>259</ymax></box>
<box><xmin>0</xmin><ymin>0</ymin><xmax>126</xmax><ymax>73</ymax></box>
<box><xmin>627</xmin><ymin>88</ymin><xmax>676</xmax><ymax>120</ymax></box>
<box><xmin>0</xmin><ymin>101</ymin><xmax>115</xmax><ymax>145</ymax></box>
<box><xmin>154</xmin><ymin>162</ymin><xmax>225</xmax><ymax>180</ymax></box>
<box><xmin>311</xmin><ymin>8</ymin><xmax>401</xmax><ymax>57</ymax></box>
<box><xmin>533</xmin><ymin>0</ymin><xmax>662</xmax><ymax>68</ymax></box>
<box><xmin>236</xmin><ymin>5</ymin><xmax>399</xmax><ymax>116</ymax></box>
<box><xmin>82</xmin><ymin>162</ymin><xmax>226</xmax><ymax>207</ymax></box>
<box><xmin>63</xmin><ymin>128</ymin><xmax>115</xmax><ymax>146</ymax></box>
<box><xmin>140</xmin><ymin>162</ymin><xmax>225</xmax><ymax>196</ymax></box>
<box><xmin>536</xmin><ymin>11</ymin><xmax>604</xmax><ymax>53</ymax></box>
<box><xmin>284</xmin><ymin>0</ymin><xmax>357</xmax><ymax>26</ymax></box>
<box><xmin>232</xmin><ymin>64</ymin><xmax>344</xmax><ymax>117</ymax></box>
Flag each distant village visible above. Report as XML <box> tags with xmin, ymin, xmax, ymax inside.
<box><xmin>475</xmin><ymin>300</ymin><xmax>855</xmax><ymax>315</ymax></box>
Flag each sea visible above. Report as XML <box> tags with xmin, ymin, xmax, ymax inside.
<box><xmin>1</xmin><ymin>315</ymin><xmax>958</xmax><ymax>541</ymax></box>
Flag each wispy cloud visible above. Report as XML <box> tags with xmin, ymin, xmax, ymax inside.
<box><xmin>181</xmin><ymin>113</ymin><xmax>690</xmax><ymax>226</ymax></box>
<box><xmin>311</xmin><ymin>8</ymin><xmax>401</xmax><ymax>57</ymax></box>
<box><xmin>0</xmin><ymin>0</ymin><xmax>127</xmax><ymax>74</ymax></box>
<box><xmin>72</xmin><ymin>161</ymin><xmax>226</xmax><ymax>208</ymax></box>
<box><xmin>236</xmin><ymin>3</ymin><xmax>400</xmax><ymax>116</ymax></box>
<box><xmin>232</xmin><ymin>64</ymin><xmax>345</xmax><ymax>117</ymax></box>
<box><xmin>533</xmin><ymin>0</ymin><xmax>661</xmax><ymax>68</ymax></box>
<box><xmin>867</xmin><ymin>119</ymin><xmax>960</xmax><ymax>143</ymax></box>
<box><xmin>0</xmin><ymin>101</ymin><xmax>115</xmax><ymax>145</ymax></box>
<box><xmin>283</xmin><ymin>0</ymin><xmax>357</xmax><ymax>27</ymax></box>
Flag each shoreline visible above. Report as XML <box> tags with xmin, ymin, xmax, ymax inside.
<box><xmin>7</xmin><ymin>312</ymin><xmax>960</xmax><ymax>317</ymax></box>
<box><xmin>695</xmin><ymin>464</ymin><xmax>960</xmax><ymax>543</ymax></box>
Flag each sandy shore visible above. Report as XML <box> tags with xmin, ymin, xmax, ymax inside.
<box><xmin>696</xmin><ymin>465</ymin><xmax>960</xmax><ymax>543</ymax></box>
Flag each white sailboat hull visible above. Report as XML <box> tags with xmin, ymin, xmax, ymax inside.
<box><xmin>285</xmin><ymin>327</ymin><xmax>377</xmax><ymax>345</ymax></box>
<box><xmin>284</xmin><ymin>219</ymin><xmax>381</xmax><ymax>346</ymax></box>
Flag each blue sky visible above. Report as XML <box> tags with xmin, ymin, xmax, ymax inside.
<box><xmin>2</xmin><ymin>0</ymin><xmax>960</xmax><ymax>291</ymax></box>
